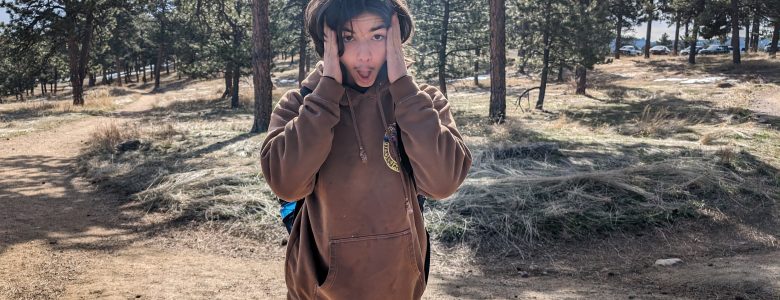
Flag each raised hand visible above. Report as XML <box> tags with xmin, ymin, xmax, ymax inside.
<box><xmin>322</xmin><ymin>23</ymin><xmax>342</xmax><ymax>84</ymax></box>
<box><xmin>386</xmin><ymin>13</ymin><xmax>407</xmax><ymax>84</ymax></box>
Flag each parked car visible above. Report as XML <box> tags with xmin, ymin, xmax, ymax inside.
<box><xmin>649</xmin><ymin>45</ymin><xmax>671</xmax><ymax>55</ymax></box>
<box><xmin>680</xmin><ymin>46</ymin><xmax>703</xmax><ymax>55</ymax></box>
<box><xmin>765</xmin><ymin>44</ymin><xmax>776</xmax><ymax>52</ymax></box>
<box><xmin>618</xmin><ymin>45</ymin><xmax>642</xmax><ymax>56</ymax></box>
<box><xmin>698</xmin><ymin>45</ymin><xmax>730</xmax><ymax>55</ymax></box>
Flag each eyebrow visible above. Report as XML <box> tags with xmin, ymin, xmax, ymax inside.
<box><xmin>342</xmin><ymin>25</ymin><xmax>387</xmax><ymax>34</ymax></box>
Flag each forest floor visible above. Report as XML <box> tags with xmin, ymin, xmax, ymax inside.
<box><xmin>1</xmin><ymin>55</ymin><xmax>779</xmax><ymax>299</ymax></box>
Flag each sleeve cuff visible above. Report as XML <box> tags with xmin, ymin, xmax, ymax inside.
<box><xmin>313</xmin><ymin>76</ymin><xmax>345</xmax><ymax>104</ymax></box>
<box><xmin>389</xmin><ymin>75</ymin><xmax>420</xmax><ymax>103</ymax></box>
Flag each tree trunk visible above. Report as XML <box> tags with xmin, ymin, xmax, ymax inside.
<box><xmin>730</xmin><ymin>0</ymin><xmax>741</xmax><ymax>64</ymax></box>
<box><xmin>474</xmin><ymin>47</ymin><xmax>480</xmax><ymax>86</ymax></box>
<box><xmin>684</xmin><ymin>20</ymin><xmax>690</xmax><ymax>48</ymax></box>
<box><xmin>615</xmin><ymin>14</ymin><xmax>623</xmax><ymax>59</ymax></box>
<box><xmin>557</xmin><ymin>63</ymin><xmax>564</xmax><ymax>82</ymax></box>
<box><xmin>770</xmin><ymin>21</ymin><xmax>779</xmax><ymax>58</ymax></box>
<box><xmin>135</xmin><ymin>56</ymin><xmax>140</xmax><ymax>82</ymax></box>
<box><xmin>88</xmin><ymin>72</ymin><xmax>96</xmax><ymax>87</ymax></box>
<box><xmin>67</xmin><ymin>13</ymin><xmax>94</xmax><ymax>106</ymax></box>
<box><xmin>673</xmin><ymin>17</ymin><xmax>680</xmax><ymax>55</ymax></box>
<box><xmin>536</xmin><ymin>2</ymin><xmax>552</xmax><ymax>110</ymax></box>
<box><xmin>437</xmin><ymin>0</ymin><xmax>451</xmax><ymax>97</ymax></box>
<box><xmin>745</xmin><ymin>18</ymin><xmax>751</xmax><ymax>53</ymax></box>
<box><xmin>143</xmin><ymin>58</ymin><xmax>148</xmax><ymax>83</ymax></box>
<box><xmin>488</xmin><ymin>0</ymin><xmax>506</xmax><ymax>123</ymax></box>
<box><xmin>750</xmin><ymin>13</ymin><xmax>759</xmax><ymax>52</ymax></box>
<box><xmin>231</xmin><ymin>64</ymin><xmax>240</xmax><ymax>108</ymax></box>
<box><xmin>115</xmin><ymin>55</ymin><xmax>123</xmax><ymax>86</ymax></box>
<box><xmin>575</xmin><ymin>65</ymin><xmax>586</xmax><ymax>95</ymax></box>
<box><xmin>154</xmin><ymin>4</ymin><xmax>166</xmax><ymax>90</ymax></box>
<box><xmin>250</xmin><ymin>0</ymin><xmax>273</xmax><ymax>133</ymax></box>
<box><xmin>125</xmin><ymin>61</ymin><xmax>131</xmax><ymax>83</ymax></box>
<box><xmin>53</xmin><ymin>68</ymin><xmax>58</xmax><ymax>95</ymax></box>
<box><xmin>519</xmin><ymin>21</ymin><xmax>529</xmax><ymax>74</ymax></box>
<box><xmin>644</xmin><ymin>6</ymin><xmax>653</xmax><ymax>59</ymax></box>
<box><xmin>231</xmin><ymin>4</ymin><xmax>242</xmax><ymax>109</ymax></box>
<box><xmin>222</xmin><ymin>65</ymin><xmax>233</xmax><ymax>99</ymax></box>
<box><xmin>689</xmin><ymin>18</ymin><xmax>698</xmax><ymax>64</ymax></box>
<box><xmin>297</xmin><ymin>1</ymin><xmax>307</xmax><ymax>85</ymax></box>
<box><xmin>165</xmin><ymin>59</ymin><xmax>170</xmax><ymax>74</ymax></box>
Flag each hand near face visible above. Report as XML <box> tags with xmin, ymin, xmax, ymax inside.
<box><xmin>386</xmin><ymin>13</ymin><xmax>407</xmax><ymax>84</ymax></box>
<box><xmin>322</xmin><ymin>23</ymin><xmax>342</xmax><ymax>84</ymax></box>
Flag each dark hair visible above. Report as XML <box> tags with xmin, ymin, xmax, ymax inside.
<box><xmin>305</xmin><ymin>0</ymin><xmax>414</xmax><ymax>58</ymax></box>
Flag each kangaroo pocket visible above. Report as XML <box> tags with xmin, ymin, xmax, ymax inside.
<box><xmin>314</xmin><ymin>229</ymin><xmax>423</xmax><ymax>300</ymax></box>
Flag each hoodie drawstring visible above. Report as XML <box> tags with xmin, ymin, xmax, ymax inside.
<box><xmin>345</xmin><ymin>92</ymin><xmax>368</xmax><ymax>163</ymax></box>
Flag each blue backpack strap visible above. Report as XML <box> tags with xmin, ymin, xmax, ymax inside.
<box><xmin>280</xmin><ymin>86</ymin><xmax>314</xmax><ymax>234</ymax></box>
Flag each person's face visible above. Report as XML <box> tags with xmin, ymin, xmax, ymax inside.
<box><xmin>340</xmin><ymin>12</ymin><xmax>387</xmax><ymax>88</ymax></box>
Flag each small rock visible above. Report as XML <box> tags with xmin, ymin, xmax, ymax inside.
<box><xmin>608</xmin><ymin>272</ymin><xmax>617</xmax><ymax>277</ymax></box>
<box><xmin>655</xmin><ymin>258</ymin><xmax>683</xmax><ymax>266</ymax></box>
<box><xmin>41</xmin><ymin>181</ymin><xmax>46</xmax><ymax>185</ymax></box>
<box><xmin>518</xmin><ymin>271</ymin><xmax>530</xmax><ymax>278</ymax></box>
<box><xmin>116</xmin><ymin>140</ymin><xmax>141</xmax><ymax>152</ymax></box>
<box><xmin>135</xmin><ymin>295</ymin><xmax>142</xmax><ymax>299</ymax></box>
<box><xmin>708</xmin><ymin>263</ymin><xmax>714</xmax><ymax>267</ymax></box>
<box><xmin>280</xmin><ymin>239</ymin><xmax>288</xmax><ymax>246</ymax></box>
<box><xmin>717</xmin><ymin>82</ymin><xmax>734</xmax><ymax>88</ymax></box>
<box><xmin>48</xmin><ymin>240</ymin><xmax>57</xmax><ymax>245</ymax></box>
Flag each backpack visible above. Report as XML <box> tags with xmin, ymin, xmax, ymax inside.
<box><xmin>279</xmin><ymin>86</ymin><xmax>426</xmax><ymax>233</ymax></box>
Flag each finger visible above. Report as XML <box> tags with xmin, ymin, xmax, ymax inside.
<box><xmin>392</xmin><ymin>14</ymin><xmax>403</xmax><ymax>47</ymax></box>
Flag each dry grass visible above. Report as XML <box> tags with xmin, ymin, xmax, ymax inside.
<box><xmin>74</xmin><ymin>56</ymin><xmax>780</xmax><ymax>254</ymax></box>
<box><xmin>0</xmin><ymin>86</ymin><xmax>135</xmax><ymax>139</ymax></box>
<box><xmin>427</xmin><ymin>144</ymin><xmax>777</xmax><ymax>256</ymax></box>
<box><xmin>86</xmin><ymin>122</ymin><xmax>140</xmax><ymax>154</ymax></box>
<box><xmin>2</xmin><ymin>87</ymin><xmax>123</xmax><ymax>117</ymax></box>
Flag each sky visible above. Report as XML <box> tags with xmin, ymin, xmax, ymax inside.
<box><xmin>631</xmin><ymin>20</ymin><xmax>759</xmax><ymax>43</ymax></box>
<box><xmin>0</xmin><ymin>9</ymin><xmax>8</xmax><ymax>25</ymax></box>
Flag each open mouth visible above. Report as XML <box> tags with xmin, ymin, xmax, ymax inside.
<box><xmin>355</xmin><ymin>69</ymin><xmax>373</xmax><ymax>84</ymax></box>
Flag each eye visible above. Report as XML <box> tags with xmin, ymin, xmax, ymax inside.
<box><xmin>372</xmin><ymin>34</ymin><xmax>385</xmax><ymax>41</ymax></box>
<box><xmin>343</xmin><ymin>35</ymin><xmax>354</xmax><ymax>43</ymax></box>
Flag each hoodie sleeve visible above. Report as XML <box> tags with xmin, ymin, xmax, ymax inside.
<box><xmin>260</xmin><ymin>77</ymin><xmax>345</xmax><ymax>201</ymax></box>
<box><xmin>389</xmin><ymin>75</ymin><xmax>472</xmax><ymax>200</ymax></box>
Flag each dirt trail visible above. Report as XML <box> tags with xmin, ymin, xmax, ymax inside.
<box><xmin>0</xmin><ymin>93</ymin><xmax>287</xmax><ymax>299</ymax></box>
<box><xmin>1</xmin><ymin>86</ymin><xmax>779</xmax><ymax>299</ymax></box>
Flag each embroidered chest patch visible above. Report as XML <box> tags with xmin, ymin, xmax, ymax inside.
<box><xmin>383</xmin><ymin>123</ymin><xmax>400</xmax><ymax>173</ymax></box>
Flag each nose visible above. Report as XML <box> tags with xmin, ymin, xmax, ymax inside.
<box><xmin>356</xmin><ymin>42</ymin><xmax>371</xmax><ymax>63</ymax></box>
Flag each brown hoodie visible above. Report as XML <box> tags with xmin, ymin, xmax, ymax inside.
<box><xmin>260</xmin><ymin>62</ymin><xmax>471</xmax><ymax>300</ymax></box>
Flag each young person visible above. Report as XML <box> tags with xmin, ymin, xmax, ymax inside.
<box><xmin>260</xmin><ymin>0</ymin><xmax>472</xmax><ymax>298</ymax></box>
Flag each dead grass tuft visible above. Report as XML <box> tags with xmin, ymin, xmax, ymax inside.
<box><xmin>86</xmin><ymin>122</ymin><xmax>141</xmax><ymax>154</ymax></box>
<box><xmin>427</xmin><ymin>144</ymin><xmax>776</xmax><ymax>256</ymax></box>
